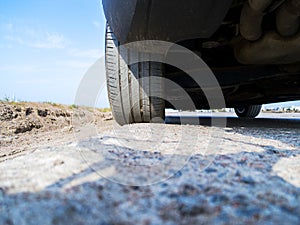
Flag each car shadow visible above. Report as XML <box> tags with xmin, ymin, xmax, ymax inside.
<box><xmin>165</xmin><ymin>113</ymin><xmax>300</xmax><ymax>148</ymax></box>
<box><xmin>165</xmin><ymin>114</ymin><xmax>300</xmax><ymax>129</ymax></box>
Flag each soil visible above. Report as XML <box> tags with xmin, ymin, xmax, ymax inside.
<box><xmin>0</xmin><ymin>102</ymin><xmax>113</xmax><ymax>161</ymax></box>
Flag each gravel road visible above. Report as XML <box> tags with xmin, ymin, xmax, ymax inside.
<box><xmin>0</xmin><ymin>113</ymin><xmax>299</xmax><ymax>224</ymax></box>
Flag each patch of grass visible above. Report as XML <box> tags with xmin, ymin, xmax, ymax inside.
<box><xmin>1</xmin><ymin>97</ymin><xmax>18</xmax><ymax>105</ymax></box>
<box><xmin>98</xmin><ymin>108</ymin><xmax>111</xmax><ymax>113</ymax></box>
<box><xmin>9</xmin><ymin>101</ymin><xmax>19</xmax><ymax>106</ymax></box>
<box><xmin>43</xmin><ymin>101</ymin><xmax>62</xmax><ymax>107</ymax></box>
<box><xmin>1</xmin><ymin>96</ymin><xmax>24</xmax><ymax>103</ymax></box>
<box><xmin>3</xmin><ymin>97</ymin><xmax>10</xmax><ymax>102</ymax></box>
<box><xmin>68</xmin><ymin>104</ymin><xmax>79</xmax><ymax>110</ymax></box>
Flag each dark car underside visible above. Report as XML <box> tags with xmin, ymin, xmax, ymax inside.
<box><xmin>103</xmin><ymin>0</ymin><xmax>300</xmax><ymax>124</ymax></box>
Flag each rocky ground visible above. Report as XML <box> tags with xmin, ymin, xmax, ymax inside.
<box><xmin>0</xmin><ymin>103</ymin><xmax>300</xmax><ymax>224</ymax></box>
<box><xmin>0</xmin><ymin>102</ymin><xmax>112</xmax><ymax>161</ymax></box>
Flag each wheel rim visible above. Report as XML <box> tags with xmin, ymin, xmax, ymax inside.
<box><xmin>236</xmin><ymin>107</ymin><xmax>246</xmax><ymax>114</ymax></box>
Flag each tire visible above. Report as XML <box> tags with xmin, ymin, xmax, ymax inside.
<box><xmin>234</xmin><ymin>105</ymin><xmax>262</xmax><ymax>118</ymax></box>
<box><xmin>105</xmin><ymin>25</ymin><xmax>165</xmax><ymax>125</ymax></box>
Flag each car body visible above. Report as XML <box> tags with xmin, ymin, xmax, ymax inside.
<box><xmin>103</xmin><ymin>0</ymin><xmax>233</xmax><ymax>44</ymax></box>
<box><xmin>103</xmin><ymin>0</ymin><xmax>300</xmax><ymax>124</ymax></box>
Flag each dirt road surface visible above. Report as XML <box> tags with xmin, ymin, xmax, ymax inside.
<box><xmin>0</xmin><ymin>103</ymin><xmax>299</xmax><ymax>224</ymax></box>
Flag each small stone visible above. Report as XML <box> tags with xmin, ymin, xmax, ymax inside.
<box><xmin>205</xmin><ymin>168</ymin><xmax>218</xmax><ymax>173</ymax></box>
<box><xmin>173</xmin><ymin>170</ymin><xmax>182</xmax><ymax>178</ymax></box>
<box><xmin>241</xmin><ymin>176</ymin><xmax>255</xmax><ymax>185</ymax></box>
<box><xmin>53</xmin><ymin>160</ymin><xmax>65</xmax><ymax>166</ymax></box>
<box><xmin>37</xmin><ymin>109</ymin><xmax>49</xmax><ymax>117</ymax></box>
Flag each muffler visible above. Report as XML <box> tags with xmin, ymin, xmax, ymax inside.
<box><xmin>235</xmin><ymin>32</ymin><xmax>300</xmax><ymax>64</ymax></box>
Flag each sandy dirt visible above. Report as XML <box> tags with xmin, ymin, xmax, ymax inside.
<box><xmin>0</xmin><ymin>102</ymin><xmax>113</xmax><ymax>161</ymax></box>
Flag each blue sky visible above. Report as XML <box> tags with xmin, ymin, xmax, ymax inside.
<box><xmin>0</xmin><ymin>0</ymin><xmax>108</xmax><ymax>106</ymax></box>
<box><xmin>0</xmin><ymin>1</ymin><xmax>299</xmax><ymax>108</ymax></box>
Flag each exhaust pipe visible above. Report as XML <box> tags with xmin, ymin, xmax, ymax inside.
<box><xmin>277</xmin><ymin>0</ymin><xmax>300</xmax><ymax>37</ymax></box>
<box><xmin>240</xmin><ymin>0</ymin><xmax>273</xmax><ymax>41</ymax></box>
<box><xmin>235</xmin><ymin>32</ymin><xmax>300</xmax><ymax>65</ymax></box>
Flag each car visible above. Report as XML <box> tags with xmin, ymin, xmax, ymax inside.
<box><xmin>102</xmin><ymin>0</ymin><xmax>300</xmax><ymax>125</ymax></box>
